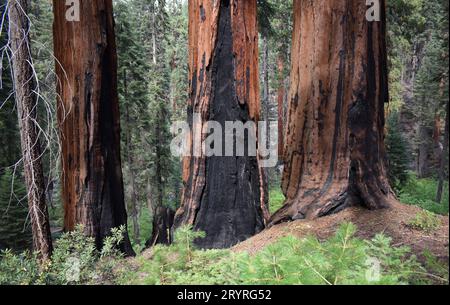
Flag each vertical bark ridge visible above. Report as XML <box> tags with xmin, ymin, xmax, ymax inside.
<box><xmin>8</xmin><ymin>0</ymin><xmax>53</xmax><ymax>260</ymax></box>
<box><xmin>53</xmin><ymin>0</ymin><xmax>134</xmax><ymax>255</ymax></box>
<box><xmin>174</xmin><ymin>0</ymin><xmax>266</xmax><ymax>249</ymax></box>
<box><xmin>277</xmin><ymin>55</ymin><xmax>285</xmax><ymax>159</ymax></box>
<box><xmin>271</xmin><ymin>0</ymin><xmax>394</xmax><ymax>225</ymax></box>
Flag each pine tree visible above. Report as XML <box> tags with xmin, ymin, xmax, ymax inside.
<box><xmin>115</xmin><ymin>0</ymin><xmax>152</xmax><ymax>246</ymax></box>
<box><xmin>386</xmin><ymin>112</ymin><xmax>411</xmax><ymax>191</ymax></box>
<box><xmin>144</xmin><ymin>0</ymin><xmax>174</xmax><ymax>245</ymax></box>
<box><xmin>115</xmin><ymin>0</ymin><xmax>181</xmax><ymax>246</ymax></box>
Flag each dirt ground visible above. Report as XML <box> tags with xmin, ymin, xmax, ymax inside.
<box><xmin>233</xmin><ymin>201</ymin><xmax>449</xmax><ymax>263</ymax></box>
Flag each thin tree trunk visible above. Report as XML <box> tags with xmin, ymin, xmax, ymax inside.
<box><xmin>146</xmin><ymin>178</ymin><xmax>154</xmax><ymax>213</ymax></box>
<box><xmin>8</xmin><ymin>0</ymin><xmax>53</xmax><ymax>260</ymax></box>
<box><xmin>261</xmin><ymin>36</ymin><xmax>270</xmax><ymax>204</ymax></box>
<box><xmin>417</xmin><ymin>124</ymin><xmax>431</xmax><ymax>178</ymax></box>
<box><xmin>151</xmin><ymin>6</ymin><xmax>157</xmax><ymax>65</ymax></box>
<box><xmin>262</xmin><ymin>36</ymin><xmax>270</xmax><ymax>151</ymax></box>
<box><xmin>149</xmin><ymin>114</ymin><xmax>173</xmax><ymax>245</ymax></box>
<box><xmin>124</xmin><ymin>99</ymin><xmax>140</xmax><ymax>244</ymax></box>
<box><xmin>123</xmin><ymin>70</ymin><xmax>140</xmax><ymax>244</ymax></box>
<box><xmin>270</xmin><ymin>0</ymin><xmax>394</xmax><ymax>225</ymax></box>
<box><xmin>147</xmin><ymin>206</ymin><xmax>175</xmax><ymax>247</ymax></box>
<box><xmin>436</xmin><ymin>101</ymin><xmax>449</xmax><ymax>203</ymax></box>
<box><xmin>173</xmin><ymin>0</ymin><xmax>267</xmax><ymax>249</ymax></box>
<box><xmin>53</xmin><ymin>0</ymin><xmax>134</xmax><ymax>256</ymax></box>
<box><xmin>276</xmin><ymin>54</ymin><xmax>285</xmax><ymax>161</ymax></box>
<box><xmin>155</xmin><ymin>123</ymin><xmax>164</xmax><ymax>210</ymax></box>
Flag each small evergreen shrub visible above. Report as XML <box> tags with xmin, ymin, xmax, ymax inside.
<box><xmin>116</xmin><ymin>223</ymin><xmax>445</xmax><ymax>285</ymax></box>
<box><xmin>235</xmin><ymin>223</ymin><xmax>421</xmax><ymax>285</ymax></box>
<box><xmin>422</xmin><ymin>250</ymin><xmax>449</xmax><ymax>284</ymax></box>
<box><xmin>386</xmin><ymin>112</ymin><xmax>410</xmax><ymax>191</ymax></box>
<box><xmin>129</xmin><ymin>206</ymin><xmax>153</xmax><ymax>250</ymax></box>
<box><xmin>0</xmin><ymin>250</ymin><xmax>44</xmax><ymax>285</ymax></box>
<box><xmin>407</xmin><ymin>211</ymin><xmax>441</xmax><ymax>232</ymax></box>
<box><xmin>1</xmin><ymin>223</ymin><xmax>447</xmax><ymax>285</ymax></box>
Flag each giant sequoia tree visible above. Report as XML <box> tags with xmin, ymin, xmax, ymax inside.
<box><xmin>53</xmin><ymin>0</ymin><xmax>134</xmax><ymax>255</ymax></box>
<box><xmin>173</xmin><ymin>0</ymin><xmax>268</xmax><ymax>249</ymax></box>
<box><xmin>270</xmin><ymin>0</ymin><xmax>394</xmax><ymax>224</ymax></box>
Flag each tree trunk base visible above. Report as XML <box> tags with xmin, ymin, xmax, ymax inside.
<box><xmin>269</xmin><ymin>183</ymin><xmax>393</xmax><ymax>226</ymax></box>
<box><xmin>147</xmin><ymin>207</ymin><xmax>175</xmax><ymax>247</ymax></box>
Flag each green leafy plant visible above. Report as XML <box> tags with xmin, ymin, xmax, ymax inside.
<box><xmin>0</xmin><ymin>250</ymin><xmax>44</xmax><ymax>285</ymax></box>
<box><xmin>407</xmin><ymin>211</ymin><xmax>441</xmax><ymax>232</ymax></box>
<box><xmin>399</xmin><ymin>174</ymin><xmax>449</xmax><ymax>215</ymax></box>
<box><xmin>2</xmin><ymin>223</ymin><xmax>447</xmax><ymax>285</ymax></box>
<box><xmin>117</xmin><ymin>223</ymin><xmax>445</xmax><ymax>285</ymax></box>
<box><xmin>269</xmin><ymin>188</ymin><xmax>285</xmax><ymax>214</ymax></box>
<box><xmin>0</xmin><ymin>225</ymin><xmax>126</xmax><ymax>285</ymax></box>
<box><xmin>236</xmin><ymin>223</ymin><xmax>401</xmax><ymax>285</ymax></box>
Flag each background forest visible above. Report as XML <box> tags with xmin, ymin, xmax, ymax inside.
<box><xmin>0</xmin><ymin>0</ymin><xmax>448</xmax><ymax>285</ymax></box>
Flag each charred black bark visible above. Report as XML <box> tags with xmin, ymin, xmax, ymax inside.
<box><xmin>173</xmin><ymin>0</ymin><xmax>265</xmax><ymax>249</ymax></box>
<box><xmin>53</xmin><ymin>0</ymin><xmax>134</xmax><ymax>256</ymax></box>
<box><xmin>147</xmin><ymin>207</ymin><xmax>175</xmax><ymax>247</ymax></box>
<box><xmin>193</xmin><ymin>0</ymin><xmax>264</xmax><ymax>249</ymax></box>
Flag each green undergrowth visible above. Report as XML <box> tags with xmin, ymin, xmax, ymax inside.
<box><xmin>408</xmin><ymin>210</ymin><xmax>442</xmax><ymax>232</ymax></box>
<box><xmin>269</xmin><ymin>188</ymin><xmax>285</xmax><ymax>215</ymax></box>
<box><xmin>398</xmin><ymin>174</ymin><xmax>449</xmax><ymax>215</ymax></box>
<box><xmin>0</xmin><ymin>225</ymin><xmax>125</xmax><ymax>285</ymax></box>
<box><xmin>1</xmin><ymin>223</ymin><xmax>447</xmax><ymax>285</ymax></box>
<box><xmin>116</xmin><ymin>223</ymin><xmax>448</xmax><ymax>285</ymax></box>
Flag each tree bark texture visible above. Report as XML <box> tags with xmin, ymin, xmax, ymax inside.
<box><xmin>436</xmin><ymin>101</ymin><xmax>449</xmax><ymax>203</ymax></box>
<box><xmin>53</xmin><ymin>0</ymin><xmax>134</xmax><ymax>255</ymax></box>
<box><xmin>276</xmin><ymin>54</ymin><xmax>285</xmax><ymax>160</ymax></box>
<box><xmin>173</xmin><ymin>0</ymin><xmax>268</xmax><ymax>249</ymax></box>
<box><xmin>147</xmin><ymin>206</ymin><xmax>175</xmax><ymax>247</ymax></box>
<box><xmin>124</xmin><ymin>103</ymin><xmax>140</xmax><ymax>245</ymax></box>
<box><xmin>271</xmin><ymin>0</ymin><xmax>394</xmax><ymax>225</ymax></box>
<box><xmin>417</xmin><ymin>124</ymin><xmax>432</xmax><ymax>178</ymax></box>
<box><xmin>8</xmin><ymin>0</ymin><xmax>53</xmax><ymax>260</ymax></box>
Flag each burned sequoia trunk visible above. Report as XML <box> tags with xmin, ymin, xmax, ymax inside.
<box><xmin>147</xmin><ymin>207</ymin><xmax>175</xmax><ymax>247</ymax></box>
<box><xmin>53</xmin><ymin>0</ymin><xmax>134</xmax><ymax>255</ymax></box>
<box><xmin>173</xmin><ymin>0</ymin><xmax>268</xmax><ymax>249</ymax></box>
<box><xmin>270</xmin><ymin>0</ymin><xmax>394</xmax><ymax>225</ymax></box>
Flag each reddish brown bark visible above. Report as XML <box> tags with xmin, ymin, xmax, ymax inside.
<box><xmin>276</xmin><ymin>55</ymin><xmax>285</xmax><ymax>159</ymax></box>
<box><xmin>270</xmin><ymin>0</ymin><xmax>394</xmax><ymax>225</ymax></box>
<box><xmin>53</xmin><ymin>0</ymin><xmax>134</xmax><ymax>255</ymax></box>
<box><xmin>8</xmin><ymin>0</ymin><xmax>53</xmax><ymax>260</ymax></box>
<box><xmin>433</xmin><ymin>114</ymin><xmax>441</xmax><ymax>144</ymax></box>
<box><xmin>173</xmin><ymin>0</ymin><xmax>267</xmax><ymax>249</ymax></box>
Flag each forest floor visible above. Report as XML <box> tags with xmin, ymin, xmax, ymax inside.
<box><xmin>117</xmin><ymin>200</ymin><xmax>448</xmax><ymax>285</ymax></box>
<box><xmin>233</xmin><ymin>201</ymin><xmax>449</xmax><ymax>263</ymax></box>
